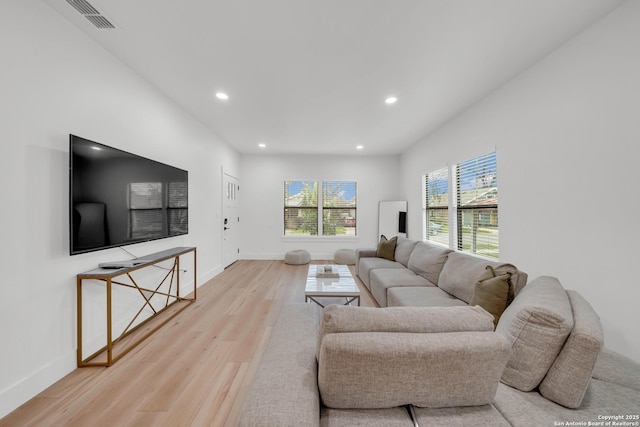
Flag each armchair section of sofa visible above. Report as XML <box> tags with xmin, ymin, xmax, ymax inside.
<box><xmin>240</xmin><ymin>304</ymin><xmax>515</xmax><ymax>426</ymax></box>
<box><xmin>318</xmin><ymin>305</ymin><xmax>511</xmax><ymax>410</ymax></box>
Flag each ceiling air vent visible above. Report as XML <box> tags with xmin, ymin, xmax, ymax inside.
<box><xmin>66</xmin><ymin>0</ymin><xmax>115</xmax><ymax>29</ymax></box>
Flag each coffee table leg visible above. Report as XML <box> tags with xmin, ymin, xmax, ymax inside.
<box><xmin>344</xmin><ymin>296</ymin><xmax>360</xmax><ymax>306</ymax></box>
<box><xmin>306</xmin><ymin>296</ymin><xmax>326</xmax><ymax>308</ymax></box>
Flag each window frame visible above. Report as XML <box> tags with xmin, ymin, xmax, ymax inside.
<box><xmin>423</xmin><ymin>166</ymin><xmax>450</xmax><ymax>245</ymax></box>
<box><xmin>283</xmin><ymin>180</ymin><xmax>358</xmax><ymax>239</ymax></box>
<box><xmin>422</xmin><ymin>151</ymin><xmax>499</xmax><ymax>259</ymax></box>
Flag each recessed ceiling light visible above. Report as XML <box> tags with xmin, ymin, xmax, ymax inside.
<box><xmin>385</xmin><ymin>96</ymin><xmax>397</xmax><ymax>104</ymax></box>
<box><xmin>356</xmin><ymin>145</ymin><xmax>364</xmax><ymax>150</ymax></box>
<box><xmin>258</xmin><ymin>143</ymin><xmax>266</xmax><ymax>148</ymax></box>
<box><xmin>91</xmin><ymin>146</ymin><xmax>102</xmax><ymax>151</ymax></box>
<box><xmin>215</xmin><ymin>92</ymin><xmax>229</xmax><ymax>100</ymax></box>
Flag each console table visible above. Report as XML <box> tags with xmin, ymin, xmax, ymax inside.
<box><xmin>76</xmin><ymin>246</ymin><xmax>196</xmax><ymax>367</ymax></box>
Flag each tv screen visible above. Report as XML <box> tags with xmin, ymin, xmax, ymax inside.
<box><xmin>69</xmin><ymin>134</ymin><xmax>188</xmax><ymax>255</ymax></box>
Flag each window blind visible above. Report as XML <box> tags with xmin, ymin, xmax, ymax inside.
<box><xmin>456</xmin><ymin>152</ymin><xmax>499</xmax><ymax>258</ymax></box>
<box><xmin>322</xmin><ymin>181</ymin><xmax>357</xmax><ymax>236</ymax></box>
<box><xmin>424</xmin><ymin>167</ymin><xmax>448</xmax><ymax>244</ymax></box>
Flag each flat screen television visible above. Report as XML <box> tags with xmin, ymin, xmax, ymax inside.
<box><xmin>69</xmin><ymin>134</ymin><xmax>188</xmax><ymax>255</ymax></box>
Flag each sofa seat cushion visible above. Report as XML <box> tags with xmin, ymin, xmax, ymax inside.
<box><xmin>320</xmin><ymin>407</ymin><xmax>415</xmax><ymax>426</ymax></box>
<box><xmin>438</xmin><ymin>252</ymin><xmax>527</xmax><ymax>303</ymax></box>
<box><xmin>387</xmin><ymin>286</ymin><xmax>468</xmax><ymax>308</ymax></box>
<box><xmin>413</xmin><ymin>404</ymin><xmax>510</xmax><ymax>427</ymax></box>
<box><xmin>357</xmin><ymin>257</ymin><xmax>405</xmax><ymax>290</ymax></box>
<box><xmin>406</xmin><ymin>241</ymin><xmax>453</xmax><ymax>284</ymax></box>
<box><xmin>495</xmin><ymin>276</ymin><xmax>574</xmax><ymax>392</ymax></box>
<box><xmin>493</xmin><ymin>380</ymin><xmax>640</xmax><ymax>427</ymax></box>
<box><xmin>369</xmin><ymin>268</ymin><xmax>434</xmax><ymax>307</ymax></box>
<box><xmin>318</xmin><ymin>331</ymin><xmax>510</xmax><ymax>409</ymax></box>
<box><xmin>538</xmin><ymin>290</ymin><xmax>604</xmax><ymax>408</ymax></box>
<box><xmin>592</xmin><ymin>348</ymin><xmax>640</xmax><ymax>392</ymax></box>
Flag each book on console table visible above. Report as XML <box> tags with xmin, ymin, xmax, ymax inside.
<box><xmin>316</xmin><ymin>265</ymin><xmax>340</xmax><ymax>278</ymax></box>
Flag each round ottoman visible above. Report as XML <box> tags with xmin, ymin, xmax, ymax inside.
<box><xmin>334</xmin><ymin>248</ymin><xmax>356</xmax><ymax>265</ymax></box>
<box><xmin>284</xmin><ymin>249</ymin><xmax>310</xmax><ymax>265</ymax></box>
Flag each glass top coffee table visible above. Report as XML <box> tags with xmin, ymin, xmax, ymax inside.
<box><xmin>305</xmin><ymin>264</ymin><xmax>360</xmax><ymax>307</ymax></box>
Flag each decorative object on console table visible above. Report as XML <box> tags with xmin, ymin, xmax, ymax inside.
<box><xmin>76</xmin><ymin>246</ymin><xmax>196</xmax><ymax>367</ymax></box>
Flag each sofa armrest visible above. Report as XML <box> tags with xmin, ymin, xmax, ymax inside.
<box><xmin>238</xmin><ymin>304</ymin><xmax>321</xmax><ymax>427</ymax></box>
<box><xmin>355</xmin><ymin>248</ymin><xmax>377</xmax><ymax>273</ymax></box>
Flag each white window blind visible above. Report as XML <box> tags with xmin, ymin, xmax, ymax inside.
<box><xmin>322</xmin><ymin>181</ymin><xmax>357</xmax><ymax>236</ymax></box>
<box><xmin>424</xmin><ymin>167</ymin><xmax>449</xmax><ymax>245</ymax></box>
<box><xmin>456</xmin><ymin>152</ymin><xmax>499</xmax><ymax>258</ymax></box>
<box><xmin>284</xmin><ymin>181</ymin><xmax>318</xmax><ymax>236</ymax></box>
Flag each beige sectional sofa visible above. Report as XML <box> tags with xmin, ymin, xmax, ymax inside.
<box><xmin>356</xmin><ymin>237</ymin><xmax>527</xmax><ymax>308</ymax></box>
<box><xmin>239</xmin><ymin>238</ymin><xmax>640</xmax><ymax>426</ymax></box>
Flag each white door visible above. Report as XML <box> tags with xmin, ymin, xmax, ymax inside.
<box><xmin>223</xmin><ymin>173</ymin><xmax>240</xmax><ymax>268</ymax></box>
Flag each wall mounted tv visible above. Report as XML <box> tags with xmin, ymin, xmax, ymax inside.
<box><xmin>69</xmin><ymin>134</ymin><xmax>188</xmax><ymax>255</ymax></box>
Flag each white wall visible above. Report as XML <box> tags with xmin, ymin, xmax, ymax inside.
<box><xmin>401</xmin><ymin>1</ymin><xmax>640</xmax><ymax>362</ymax></box>
<box><xmin>239</xmin><ymin>154</ymin><xmax>401</xmax><ymax>259</ymax></box>
<box><xmin>0</xmin><ymin>0</ymin><xmax>238</xmax><ymax>417</ymax></box>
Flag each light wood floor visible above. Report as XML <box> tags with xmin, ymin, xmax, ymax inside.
<box><xmin>1</xmin><ymin>260</ymin><xmax>376</xmax><ymax>427</ymax></box>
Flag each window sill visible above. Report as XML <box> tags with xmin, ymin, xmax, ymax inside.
<box><xmin>282</xmin><ymin>236</ymin><xmax>360</xmax><ymax>242</ymax></box>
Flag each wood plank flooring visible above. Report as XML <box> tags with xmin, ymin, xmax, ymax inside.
<box><xmin>0</xmin><ymin>260</ymin><xmax>376</xmax><ymax>427</ymax></box>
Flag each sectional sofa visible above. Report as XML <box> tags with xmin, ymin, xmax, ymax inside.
<box><xmin>239</xmin><ymin>238</ymin><xmax>640</xmax><ymax>426</ymax></box>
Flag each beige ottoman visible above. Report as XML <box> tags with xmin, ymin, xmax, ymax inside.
<box><xmin>334</xmin><ymin>248</ymin><xmax>356</xmax><ymax>265</ymax></box>
<box><xmin>284</xmin><ymin>249</ymin><xmax>310</xmax><ymax>265</ymax></box>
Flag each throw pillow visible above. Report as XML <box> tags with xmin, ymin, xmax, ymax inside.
<box><xmin>469</xmin><ymin>266</ymin><xmax>513</xmax><ymax>328</ymax></box>
<box><xmin>376</xmin><ymin>235</ymin><xmax>397</xmax><ymax>261</ymax></box>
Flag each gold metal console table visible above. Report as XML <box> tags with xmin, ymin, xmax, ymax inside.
<box><xmin>76</xmin><ymin>246</ymin><xmax>196</xmax><ymax>367</ymax></box>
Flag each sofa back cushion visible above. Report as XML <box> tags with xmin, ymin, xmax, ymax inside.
<box><xmin>318</xmin><ymin>331</ymin><xmax>511</xmax><ymax>409</ymax></box>
<box><xmin>438</xmin><ymin>252</ymin><xmax>526</xmax><ymax>303</ymax></box>
<box><xmin>407</xmin><ymin>242</ymin><xmax>452</xmax><ymax>284</ymax></box>
<box><xmin>394</xmin><ymin>237</ymin><xmax>418</xmax><ymax>267</ymax></box>
<box><xmin>538</xmin><ymin>290</ymin><xmax>603</xmax><ymax>408</ymax></box>
<box><xmin>496</xmin><ymin>276</ymin><xmax>574</xmax><ymax>391</ymax></box>
<box><xmin>318</xmin><ymin>304</ymin><xmax>495</xmax><ymax>359</ymax></box>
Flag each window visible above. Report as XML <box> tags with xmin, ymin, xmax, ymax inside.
<box><xmin>284</xmin><ymin>180</ymin><xmax>357</xmax><ymax>236</ymax></box>
<box><xmin>322</xmin><ymin>181</ymin><xmax>357</xmax><ymax>236</ymax></box>
<box><xmin>424</xmin><ymin>167</ymin><xmax>449</xmax><ymax>245</ymax></box>
<box><xmin>456</xmin><ymin>152</ymin><xmax>498</xmax><ymax>258</ymax></box>
<box><xmin>423</xmin><ymin>151</ymin><xmax>498</xmax><ymax>259</ymax></box>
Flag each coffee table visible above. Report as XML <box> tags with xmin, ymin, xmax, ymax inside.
<box><xmin>305</xmin><ymin>264</ymin><xmax>360</xmax><ymax>307</ymax></box>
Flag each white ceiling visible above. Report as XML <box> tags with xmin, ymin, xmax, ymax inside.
<box><xmin>43</xmin><ymin>0</ymin><xmax>626</xmax><ymax>155</ymax></box>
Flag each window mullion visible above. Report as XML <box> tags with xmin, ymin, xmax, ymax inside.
<box><xmin>317</xmin><ymin>180</ymin><xmax>323</xmax><ymax>236</ymax></box>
